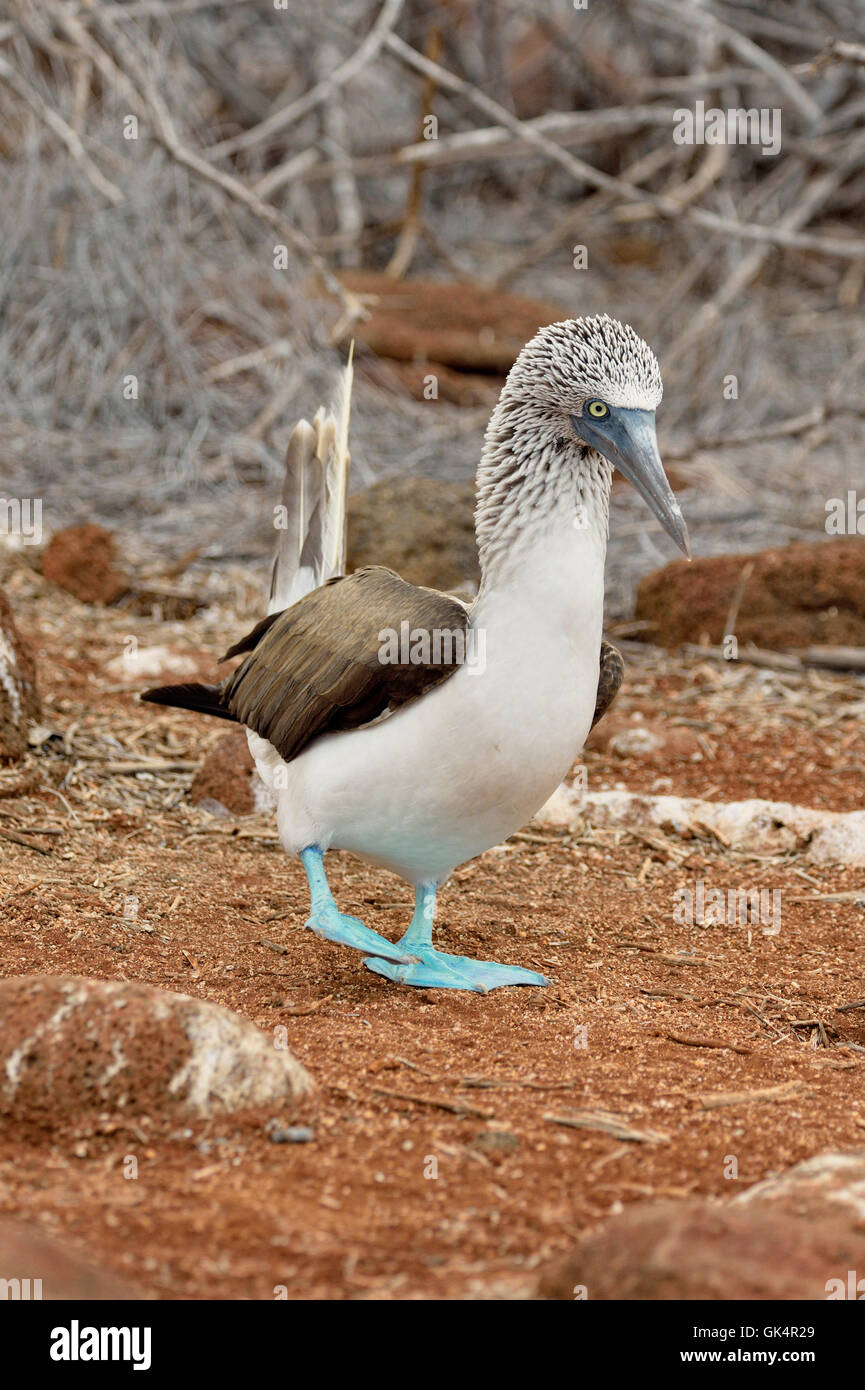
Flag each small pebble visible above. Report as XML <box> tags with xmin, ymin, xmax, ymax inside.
<box><xmin>268</xmin><ymin>1125</ymin><xmax>315</xmax><ymax>1144</ymax></box>
<box><xmin>469</xmin><ymin>1130</ymin><xmax>520</xmax><ymax>1156</ymax></box>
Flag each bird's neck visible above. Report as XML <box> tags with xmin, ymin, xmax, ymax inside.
<box><xmin>473</xmin><ymin>392</ymin><xmax>612</xmax><ymax>606</ymax></box>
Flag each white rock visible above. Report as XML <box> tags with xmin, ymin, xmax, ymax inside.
<box><xmin>105</xmin><ymin>644</ymin><xmax>200</xmax><ymax>682</ymax></box>
<box><xmin>808</xmin><ymin>810</ymin><xmax>865</xmax><ymax>868</ymax></box>
<box><xmin>534</xmin><ymin>782</ymin><xmax>586</xmax><ymax>828</ymax></box>
<box><xmin>535</xmin><ymin>785</ymin><xmax>865</xmax><ymax>866</ymax></box>
<box><xmin>608</xmin><ymin>725</ymin><xmax>663</xmax><ymax>757</ymax></box>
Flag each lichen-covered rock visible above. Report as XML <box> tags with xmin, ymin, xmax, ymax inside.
<box><xmin>0</xmin><ymin>585</ymin><xmax>40</xmax><ymax>762</ymax></box>
<box><xmin>0</xmin><ymin>976</ymin><xmax>312</xmax><ymax>1132</ymax></box>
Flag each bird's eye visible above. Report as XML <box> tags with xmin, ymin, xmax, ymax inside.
<box><xmin>586</xmin><ymin>400</ymin><xmax>609</xmax><ymax>418</ymax></box>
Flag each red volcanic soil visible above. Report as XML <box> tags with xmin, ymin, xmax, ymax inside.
<box><xmin>0</xmin><ymin>558</ymin><xmax>863</xmax><ymax>1300</ymax></box>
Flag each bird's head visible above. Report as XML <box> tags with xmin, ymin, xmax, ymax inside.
<box><xmin>505</xmin><ymin>314</ymin><xmax>690</xmax><ymax>557</ymax></box>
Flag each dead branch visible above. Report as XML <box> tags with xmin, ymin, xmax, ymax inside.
<box><xmin>664</xmin><ymin>133</ymin><xmax>865</xmax><ymax>365</ymax></box>
<box><xmin>0</xmin><ymin>50</ymin><xmax>122</xmax><ymax>204</ymax></box>
<box><xmin>643</xmin><ymin>0</ymin><xmax>822</xmax><ymax>126</ymax></box>
<box><xmin>206</xmin><ymin>0</ymin><xmax>404</xmax><ymax>161</ymax></box>
<box><xmin>42</xmin><ymin>1</ymin><xmax>368</xmax><ymax>332</ymax></box>
<box><xmin>318</xmin><ymin>41</ymin><xmax>364</xmax><ymax>270</ymax></box>
<box><xmin>383</xmin><ymin>33</ymin><xmax>865</xmax><ymax>262</ymax></box>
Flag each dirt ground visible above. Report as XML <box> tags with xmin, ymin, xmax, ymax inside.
<box><xmin>1</xmin><ymin>560</ymin><xmax>864</xmax><ymax>1300</ymax></box>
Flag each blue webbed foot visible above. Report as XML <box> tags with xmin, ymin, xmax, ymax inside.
<box><xmin>363</xmin><ymin>947</ymin><xmax>549</xmax><ymax>993</ymax></box>
<box><xmin>361</xmin><ymin>881</ymin><xmax>549</xmax><ymax>991</ymax></box>
<box><xmin>300</xmin><ymin>845</ymin><xmax>418</xmax><ymax>964</ymax></box>
<box><xmin>306</xmin><ymin>905</ymin><xmax>418</xmax><ymax>964</ymax></box>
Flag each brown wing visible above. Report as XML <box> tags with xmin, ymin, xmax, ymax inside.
<box><xmin>143</xmin><ymin>579</ymin><xmax>622</xmax><ymax>760</ymax></box>
<box><xmin>220</xmin><ymin>566</ymin><xmax>468</xmax><ymax>763</ymax></box>
<box><xmin>591</xmin><ymin>641</ymin><xmax>624</xmax><ymax>728</ymax></box>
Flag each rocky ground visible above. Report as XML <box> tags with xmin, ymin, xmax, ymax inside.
<box><xmin>1</xmin><ymin>541</ymin><xmax>864</xmax><ymax>1299</ymax></box>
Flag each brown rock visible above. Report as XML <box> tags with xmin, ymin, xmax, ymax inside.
<box><xmin>0</xmin><ymin>976</ymin><xmax>313</xmax><ymax>1135</ymax></box>
<box><xmin>732</xmin><ymin>1149</ymin><xmax>865</xmax><ymax>1227</ymax></box>
<box><xmin>537</xmin><ymin>1196</ymin><xmax>865</xmax><ymax>1300</ymax></box>
<box><xmin>634</xmin><ymin>537</ymin><xmax>865</xmax><ymax>649</ymax></box>
<box><xmin>0</xmin><ymin>1219</ymin><xmax>144</xmax><ymax>1299</ymax></box>
<box><xmin>42</xmin><ymin>523</ymin><xmax>129</xmax><ymax>605</ymax></box>
<box><xmin>831</xmin><ymin>1008</ymin><xmax>865</xmax><ymax>1047</ymax></box>
<box><xmin>340</xmin><ymin>271</ymin><xmax>565</xmax><ymax>374</ymax></box>
<box><xmin>348</xmin><ymin>477</ymin><xmax>479</xmax><ymax>593</ymax></box>
<box><xmin>118</xmin><ymin>587</ymin><xmax>204</xmax><ymax>621</ymax></box>
<box><xmin>40</xmin><ymin>526</ymin><xmax>202</xmax><ymax>617</ymax></box>
<box><xmin>382</xmin><ymin>358</ymin><xmax>500</xmax><ymax>407</ymax></box>
<box><xmin>190</xmin><ymin>728</ymin><xmax>256</xmax><ymax>814</ymax></box>
<box><xmin>0</xmin><ymin>585</ymin><xmax>40</xmax><ymax>763</ymax></box>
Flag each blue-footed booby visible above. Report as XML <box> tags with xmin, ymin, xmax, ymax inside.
<box><xmin>143</xmin><ymin>316</ymin><xmax>689</xmax><ymax>992</ymax></box>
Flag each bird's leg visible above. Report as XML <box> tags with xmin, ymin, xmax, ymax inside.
<box><xmin>299</xmin><ymin>846</ymin><xmax>418</xmax><ymax>964</ymax></box>
<box><xmin>363</xmin><ymin>881</ymin><xmax>549</xmax><ymax>993</ymax></box>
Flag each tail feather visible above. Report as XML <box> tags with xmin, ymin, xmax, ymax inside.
<box><xmin>140</xmin><ymin>682</ymin><xmax>235</xmax><ymax>722</ymax></box>
<box><xmin>269</xmin><ymin>347</ymin><xmax>353</xmax><ymax>614</ymax></box>
<box><xmin>141</xmin><ymin>358</ymin><xmax>354</xmax><ymax>743</ymax></box>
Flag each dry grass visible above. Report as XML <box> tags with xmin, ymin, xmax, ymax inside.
<box><xmin>0</xmin><ymin>1</ymin><xmax>864</xmax><ymax>611</ymax></box>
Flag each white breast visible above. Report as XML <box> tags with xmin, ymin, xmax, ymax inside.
<box><xmin>252</xmin><ymin>524</ymin><xmax>606</xmax><ymax>884</ymax></box>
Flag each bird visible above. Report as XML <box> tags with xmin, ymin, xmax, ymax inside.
<box><xmin>142</xmin><ymin>315</ymin><xmax>689</xmax><ymax>992</ymax></box>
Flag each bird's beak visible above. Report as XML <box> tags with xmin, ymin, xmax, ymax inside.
<box><xmin>572</xmin><ymin>407</ymin><xmax>691</xmax><ymax>558</ymax></box>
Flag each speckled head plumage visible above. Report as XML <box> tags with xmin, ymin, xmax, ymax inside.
<box><xmin>475</xmin><ymin>314</ymin><xmax>688</xmax><ymax>576</ymax></box>
<box><xmin>503</xmin><ymin>314</ymin><xmax>663</xmax><ymax>415</ymax></box>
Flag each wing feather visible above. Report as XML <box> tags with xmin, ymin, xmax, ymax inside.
<box><xmin>592</xmin><ymin>641</ymin><xmax>624</xmax><ymax>728</ymax></box>
<box><xmin>221</xmin><ymin>566</ymin><xmax>469</xmax><ymax>763</ymax></box>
